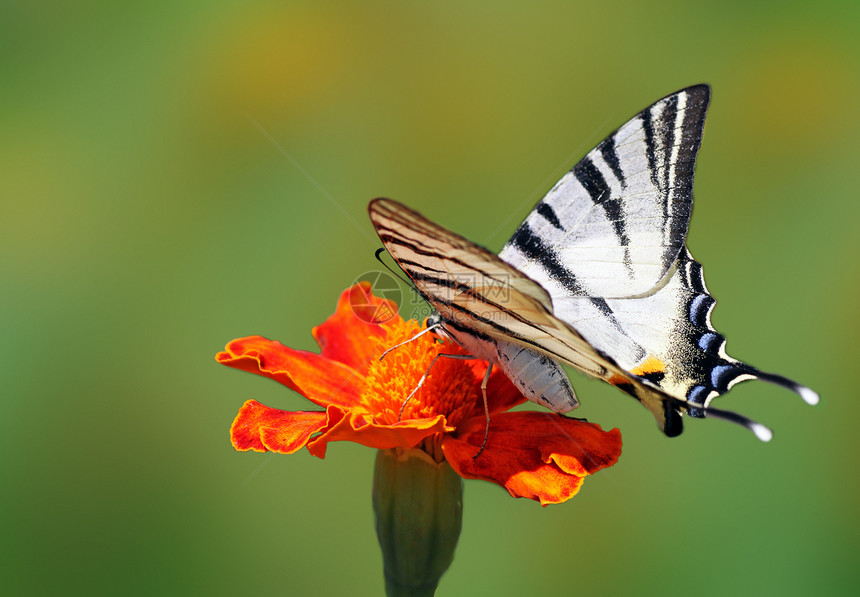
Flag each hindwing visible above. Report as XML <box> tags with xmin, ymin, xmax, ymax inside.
<box><xmin>499</xmin><ymin>84</ymin><xmax>818</xmax><ymax>414</ymax></box>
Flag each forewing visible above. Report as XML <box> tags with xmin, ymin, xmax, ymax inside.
<box><xmin>500</xmin><ymin>84</ymin><xmax>710</xmax><ymax>299</ymax></box>
<box><xmin>369</xmin><ymin>198</ymin><xmax>554</xmax><ymax>314</ymax></box>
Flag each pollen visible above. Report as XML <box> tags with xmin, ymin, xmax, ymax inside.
<box><xmin>360</xmin><ymin>319</ymin><xmax>479</xmax><ymax>428</ymax></box>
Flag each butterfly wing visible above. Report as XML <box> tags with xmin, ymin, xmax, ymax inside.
<box><xmin>499</xmin><ymin>85</ymin><xmax>818</xmax><ymax>413</ymax></box>
<box><xmin>502</xmin><ymin>85</ymin><xmax>709</xmax><ymax>300</ymax></box>
<box><xmin>369</xmin><ymin>197</ymin><xmax>555</xmax><ymax>314</ymax></box>
<box><xmin>369</xmin><ymin>197</ymin><xmax>773</xmax><ymax>438</ymax></box>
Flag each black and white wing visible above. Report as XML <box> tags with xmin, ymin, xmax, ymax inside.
<box><xmin>500</xmin><ymin>84</ymin><xmax>818</xmax><ymax>430</ymax></box>
<box><xmin>369</xmin><ymin>197</ymin><xmax>775</xmax><ymax>439</ymax></box>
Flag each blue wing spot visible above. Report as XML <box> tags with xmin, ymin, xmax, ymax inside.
<box><xmin>698</xmin><ymin>332</ymin><xmax>720</xmax><ymax>353</ymax></box>
<box><xmin>710</xmin><ymin>364</ymin><xmax>737</xmax><ymax>391</ymax></box>
<box><xmin>686</xmin><ymin>385</ymin><xmax>709</xmax><ymax>418</ymax></box>
<box><xmin>687</xmin><ymin>385</ymin><xmax>709</xmax><ymax>405</ymax></box>
<box><xmin>688</xmin><ymin>294</ymin><xmax>712</xmax><ymax>327</ymax></box>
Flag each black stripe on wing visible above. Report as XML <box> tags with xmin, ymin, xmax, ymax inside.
<box><xmin>536</xmin><ymin>203</ymin><xmax>565</xmax><ymax>231</ymax></box>
<box><xmin>508</xmin><ymin>223</ymin><xmax>587</xmax><ymax>295</ymax></box>
<box><xmin>647</xmin><ymin>87</ymin><xmax>707</xmax><ymax>270</ymax></box>
<box><xmin>506</xmin><ymin>222</ymin><xmax>642</xmax><ymax>350</ymax></box>
<box><xmin>370</xmin><ymin>196</ymin><xmax>556</xmax><ymax>312</ymax></box>
<box><xmin>640</xmin><ymin>107</ymin><xmax>659</xmax><ymax>191</ymax></box>
<box><xmin>659</xmin><ymin>93</ymin><xmax>679</xmax><ymax>197</ymax></box>
<box><xmin>598</xmin><ymin>136</ymin><xmax>625</xmax><ymax>187</ymax></box>
<box><xmin>572</xmin><ymin>157</ymin><xmax>632</xmax><ymax>270</ymax></box>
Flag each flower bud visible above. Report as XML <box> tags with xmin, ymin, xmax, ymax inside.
<box><xmin>372</xmin><ymin>448</ymin><xmax>463</xmax><ymax>597</ymax></box>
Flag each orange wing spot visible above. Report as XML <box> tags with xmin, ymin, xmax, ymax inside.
<box><xmin>607</xmin><ymin>374</ymin><xmax>628</xmax><ymax>387</ymax></box>
<box><xmin>630</xmin><ymin>355</ymin><xmax>666</xmax><ymax>377</ymax></box>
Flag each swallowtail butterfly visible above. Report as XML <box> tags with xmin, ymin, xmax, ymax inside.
<box><xmin>369</xmin><ymin>85</ymin><xmax>817</xmax><ymax>440</ymax></box>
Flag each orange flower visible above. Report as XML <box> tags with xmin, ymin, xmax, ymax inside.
<box><xmin>217</xmin><ymin>283</ymin><xmax>622</xmax><ymax>505</ymax></box>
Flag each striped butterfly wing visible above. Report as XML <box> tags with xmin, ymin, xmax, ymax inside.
<box><xmin>503</xmin><ymin>85</ymin><xmax>708</xmax><ymax>301</ymax></box>
<box><xmin>500</xmin><ymin>84</ymin><xmax>818</xmax><ymax>418</ymax></box>
<box><xmin>369</xmin><ymin>198</ymin><xmax>773</xmax><ymax>438</ymax></box>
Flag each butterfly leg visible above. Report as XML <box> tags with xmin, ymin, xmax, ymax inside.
<box><xmin>398</xmin><ymin>352</ymin><xmax>474</xmax><ymax>420</ymax></box>
<box><xmin>473</xmin><ymin>362</ymin><xmax>493</xmax><ymax>459</ymax></box>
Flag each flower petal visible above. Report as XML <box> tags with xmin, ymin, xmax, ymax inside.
<box><xmin>217</xmin><ymin>336</ymin><xmax>362</xmax><ymax>409</ymax></box>
<box><xmin>230</xmin><ymin>400</ymin><xmax>328</xmax><ymax>453</ymax></box>
<box><xmin>307</xmin><ymin>411</ymin><xmax>451</xmax><ymax>458</ymax></box>
<box><xmin>312</xmin><ymin>282</ymin><xmax>401</xmax><ymax>370</ymax></box>
<box><xmin>441</xmin><ymin>412</ymin><xmax>622</xmax><ymax>506</ymax></box>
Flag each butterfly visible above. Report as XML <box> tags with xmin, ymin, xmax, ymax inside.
<box><xmin>368</xmin><ymin>84</ymin><xmax>817</xmax><ymax>440</ymax></box>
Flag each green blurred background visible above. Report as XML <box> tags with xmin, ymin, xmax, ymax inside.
<box><xmin>2</xmin><ymin>1</ymin><xmax>858</xmax><ymax>595</ymax></box>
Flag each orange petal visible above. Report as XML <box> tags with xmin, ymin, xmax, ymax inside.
<box><xmin>230</xmin><ymin>400</ymin><xmax>328</xmax><ymax>453</ymax></box>
<box><xmin>312</xmin><ymin>282</ymin><xmax>402</xmax><ymax>370</ymax></box>
<box><xmin>441</xmin><ymin>412</ymin><xmax>622</xmax><ymax>506</ymax></box>
<box><xmin>216</xmin><ymin>336</ymin><xmax>363</xmax><ymax>409</ymax></box>
<box><xmin>306</xmin><ymin>410</ymin><xmax>451</xmax><ymax>458</ymax></box>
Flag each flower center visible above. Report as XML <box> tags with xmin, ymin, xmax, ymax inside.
<box><xmin>360</xmin><ymin>319</ymin><xmax>479</xmax><ymax>428</ymax></box>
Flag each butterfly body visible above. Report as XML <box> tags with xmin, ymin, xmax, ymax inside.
<box><xmin>369</xmin><ymin>84</ymin><xmax>817</xmax><ymax>439</ymax></box>
<box><xmin>439</xmin><ymin>321</ymin><xmax>579</xmax><ymax>413</ymax></box>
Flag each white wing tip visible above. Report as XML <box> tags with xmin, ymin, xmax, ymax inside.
<box><xmin>798</xmin><ymin>386</ymin><xmax>820</xmax><ymax>406</ymax></box>
<box><xmin>752</xmin><ymin>423</ymin><xmax>773</xmax><ymax>443</ymax></box>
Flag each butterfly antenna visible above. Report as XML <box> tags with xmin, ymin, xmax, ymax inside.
<box><xmin>379</xmin><ymin>322</ymin><xmax>442</xmax><ymax>361</ymax></box>
<box><xmin>374</xmin><ymin>247</ymin><xmax>418</xmax><ymax>289</ymax></box>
